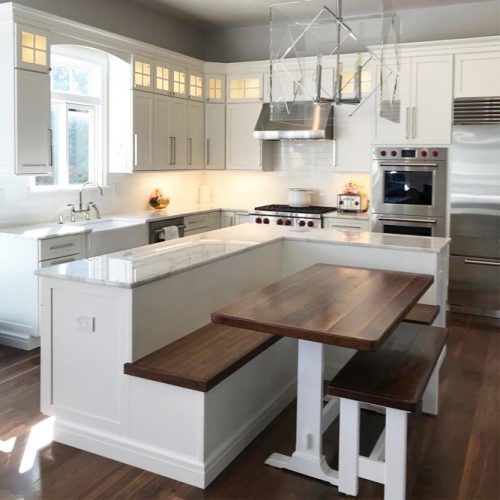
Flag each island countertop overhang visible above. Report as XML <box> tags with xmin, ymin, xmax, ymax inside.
<box><xmin>36</xmin><ymin>224</ymin><xmax>451</xmax><ymax>289</ymax></box>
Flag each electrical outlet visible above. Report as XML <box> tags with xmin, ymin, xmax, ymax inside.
<box><xmin>76</xmin><ymin>315</ymin><xmax>95</xmax><ymax>333</ymax></box>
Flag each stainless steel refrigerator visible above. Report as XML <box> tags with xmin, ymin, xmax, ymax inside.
<box><xmin>449</xmin><ymin>124</ymin><xmax>500</xmax><ymax>318</ymax></box>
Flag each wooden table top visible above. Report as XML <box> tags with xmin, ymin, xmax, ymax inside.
<box><xmin>211</xmin><ymin>264</ymin><xmax>434</xmax><ymax>350</ymax></box>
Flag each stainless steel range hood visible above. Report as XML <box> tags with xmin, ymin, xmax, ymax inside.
<box><xmin>253</xmin><ymin>101</ymin><xmax>334</xmax><ymax>140</ymax></box>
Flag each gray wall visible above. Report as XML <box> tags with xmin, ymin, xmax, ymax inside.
<box><xmin>2</xmin><ymin>0</ymin><xmax>205</xmax><ymax>59</ymax></box>
<box><xmin>204</xmin><ymin>0</ymin><xmax>500</xmax><ymax>62</ymax></box>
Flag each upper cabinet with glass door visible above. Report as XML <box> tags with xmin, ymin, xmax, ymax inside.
<box><xmin>132</xmin><ymin>55</ymin><xmax>154</xmax><ymax>92</ymax></box>
<box><xmin>15</xmin><ymin>24</ymin><xmax>50</xmax><ymax>73</ymax></box>
<box><xmin>154</xmin><ymin>61</ymin><xmax>171</xmax><ymax>95</ymax></box>
<box><xmin>227</xmin><ymin>75</ymin><xmax>263</xmax><ymax>102</ymax></box>
<box><xmin>206</xmin><ymin>75</ymin><xmax>225</xmax><ymax>103</ymax></box>
<box><xmin>170</xmin><ymin>66</ymin><xmax>187</xmax><ymax>98</ymax></box>
<box><xmin>188</xmin><ymin>71</ymin><xmax>203</xmax><ymax>101</ymax></box>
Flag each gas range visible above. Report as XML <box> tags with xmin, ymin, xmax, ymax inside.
<box><xmin>249</xmin><ymin>204</ymin><xmax>336</xmax><ymax>228</ymax></box>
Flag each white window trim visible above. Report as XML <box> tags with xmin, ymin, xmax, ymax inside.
<box><xmin>31</xmin><ymin>45</ymin><xmax>108</xmax><ymax>192</ymax></box>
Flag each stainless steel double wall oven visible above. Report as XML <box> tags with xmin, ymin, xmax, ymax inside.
<box><xmin>371</xmin><ymin>147</ymin><xmax>448</xmax><ymax>237</ymax></box>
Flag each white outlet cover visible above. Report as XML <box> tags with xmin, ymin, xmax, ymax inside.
<box><xmin>76</xmin><ymin>315</ymin><xmax>94</xmax><ymax>333</ymax></box>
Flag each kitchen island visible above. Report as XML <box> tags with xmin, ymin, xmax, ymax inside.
<box><xmin>37</xmin><ymin>224</ymin><xmax>449</xmax><ymax>488</ymax></box>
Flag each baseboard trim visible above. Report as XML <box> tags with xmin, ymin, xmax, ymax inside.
<box><xmin>0</xmin><ymin>331</ymin><xmax>40</xmax><ymax>350</ymax></box>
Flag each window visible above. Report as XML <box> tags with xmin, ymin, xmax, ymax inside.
<box><xmin>36</xmin><ymin>47</ymin><xmax>106</xmax><ymax>188</ymax></box>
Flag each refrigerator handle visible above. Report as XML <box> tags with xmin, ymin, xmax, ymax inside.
<box><xmin>464</xmin><ymin>258</ymin><xmax>500</xmax><ymax>267</ymax></box>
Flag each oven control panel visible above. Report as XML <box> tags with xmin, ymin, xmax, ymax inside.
<box><xmin>373</xmin><ymin>147</ymin><xmax>448</xmax><ymax>160</ymax></box>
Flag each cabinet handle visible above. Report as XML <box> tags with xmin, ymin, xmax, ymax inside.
<box><xmin>134</xmin><ymin>133</ymin><xmax>138</xmax><ymax>167</ymax></box>
<box><xmin>259</xmin><ymin>141</ymin><xmax>263</xmax><ymax>167</ymax></box>
<box><xmin>48</xmin><ymin>128</ymin><xmax>53</xmax><ymax>167</ymax></box>
<box><xmin>46</xmin><ymin>256</ymin><xmax>76</xmax><ymax>266</ymax></box>
<box><xmin>329</xmin><ymin>225</ymin><xmax>361</xmax><ymax>230</ymax></box>
<box><xmin>206</xmin><ymin>139</ymin><xmax>210</xmax><ymax>165</ymax></box>
<box><xmin>49</xmin><ymin>242</ymin><xmax>75</xmax><ymax>251</ymax></box>
<box><xmin>379</xmin><ymin>216</ymin><xmax>437</xmax><ymax>224</ymax></box>
<box><xmin>169</xmin><ymin>137</ymin><xmax>174</xmax><ymax>165</ymax></box>
<box><xmin>412</xmin><ymin>107</ymin><xmax>417</xmax><ymax>139</ymax></box>
<box><xmin>464</xmin><ymin>258</ymin><xmax>500</xmax><ymax>267</ymax></box>
<box><xmin>23</xmin><ymin>163</ymin><xmax>49</xmax><ymax>167</ymax></box>
<box><xmin>188</xmin><ymin>138</ymin><xmax>192</xmax><ymax>165</ymax></box>
<box><xmin>405</xmin><ymin>108</ymin><xmax>411</xmax><ymax>140</ymax></box>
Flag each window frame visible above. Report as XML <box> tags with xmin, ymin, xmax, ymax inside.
<box><xmin>32</xmin><ymin>45</ymin><xmax>108</xmax><ymax>191</ymax></box>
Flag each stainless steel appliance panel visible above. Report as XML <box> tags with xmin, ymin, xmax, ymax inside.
<box><xmin>449</xmin><ymin>125</ymin><xmax>500</xmax><ymax>317</ymax></box>
<box><xmin>370</xmin><ymin>214</ymin><xmax>446</xmax><ymax>237</ymax></box>
<box><xmin>448</xmin><ymin>255</ymin><xmax>500</xmax><ymax>315</ymax></box>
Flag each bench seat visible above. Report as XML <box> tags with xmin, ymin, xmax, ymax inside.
<box><xmin>124</xmin><ymin>323</ymin><xmax>280</xmax><ymax>392</ymax></box>
<box><xmin>403</xmin><ymin>303</ymin><xmax>440</xmax><ymax>325</ymax></box>
<box><xmin>328</xmin><ymin>324</ymin><xmax>447</xmax><ymax>412</ymax></box>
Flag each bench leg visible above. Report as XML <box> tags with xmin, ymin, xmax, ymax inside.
<box><xmin>385</xmin><ymin>408</ymin><xmax>408</xmax><ymax>500</ymax></box>
<box><xmin>422</xmin><ymin>345</ymin><xmax>446</xmax><ymax>416</ymax></box>
<box><xmin>338</xmin><ymin>398</ymin><xmax>360</xmax><ymax>496</ymax></box>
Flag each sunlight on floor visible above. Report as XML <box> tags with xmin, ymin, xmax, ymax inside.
<box><xmin>18</xmin><ymin>417</ymin><xmax>55</xmax><ymax>474</ymax></box>
<box><xmin>0</xmin><ymin>436</ymin><xmax>16</xmax><ymax>453</ymax></box>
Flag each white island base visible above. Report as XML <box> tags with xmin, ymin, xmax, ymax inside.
<box><xmin>38</xmin><ymin>225</ymin><xmax>449</xmax><ymax>488</ymax></box>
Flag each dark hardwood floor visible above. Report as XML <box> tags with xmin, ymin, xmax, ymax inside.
<box><xmin>0</xmin><ymin>312</ymin><xmax>498</xmax><ymax>499</ymax></box>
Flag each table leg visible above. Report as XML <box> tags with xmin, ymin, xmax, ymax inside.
<box><xmin>265</xmin><ymin>339</ymin><xmax>339</xmax><ymax>486</ymax></box>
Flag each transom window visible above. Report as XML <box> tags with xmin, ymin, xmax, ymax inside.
<box><xmin>35</xmin><ymin>47</ymin><xmax>106</xmax><ymax>188</ymax></box>
<box><xmin>173</xmin><ymin>70</ymin><xmax>185</xmax><ymax>94</ymax></box>
<box><xmin>208</xmin><ymin>77</ymin><xmax>222</xmax><ymax>100</ymax></box>
<box><xmin>189</xmin><ymin>74</ymin><xmax>203</xmax><ymax>98</ymax></box>
<box><xmin>156</xmin><ymin>65</ymin><xmax>169</xmax><ymax>92</ymax></box>
<box><xmin>21</xmin><ymin>31</ymin><xmax>47</xmax><ymax>66</ymax></box>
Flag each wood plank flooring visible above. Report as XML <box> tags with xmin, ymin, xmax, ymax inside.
<box><xmin>0</xmin><ymin>312</ymin><xmax>498</xmax><ymax>499</ymax></box>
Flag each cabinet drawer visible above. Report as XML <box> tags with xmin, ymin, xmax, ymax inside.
<box><xmin>185</xmin><ymin>213</ymin><xmax>209</xmax><ymax>231</ymax></box>
<box><xmin>324</xmin><ymin>219</ymin><xmax>369</xmax><ymax>231</ymax></box>
<box><xmin>39</xmin><ymin>234</ymin><xmax>86</xmax><ymax>261</ymax></box>
<box><xmin>39</xmin><ymin>253</ymin><xmax>85</xmax><ymax>268</ymax></box>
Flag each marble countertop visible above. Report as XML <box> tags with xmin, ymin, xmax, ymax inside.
<box><xmin>36</xmin><ymin>224</ymin><xmax>450</xmax><ymax>289</ymax></box>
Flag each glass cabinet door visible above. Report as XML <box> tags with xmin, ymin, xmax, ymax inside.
<box><xmin>206</xmin><ymin>75</ymin><xmax>225</xmax><ymax>103</ymax></box>
<box><xmin>188</xmin><ymin>71</ymin><xmax>203</xmax><ymax>101</ymax></box>
<box><xmin>16</xmin><ymin>24</ymin><xmax>50</xmax><ymax>73</ymax></box>
<box><xmin>155</xmin><ymin>63</ymin><xmax>170</xmax><ymax>95</ymax></box>
<box><xmin>227</xmin><ymin>75</ymin><xmax>263</xmax><ymax>102</ymax></box>
<box><xmin>132</xmin><ymin>55</ymin><xmax>154</xmax><ymax>92</ymax></box>
<box><xmin>171</xmin><ymin>67</ymin><xmax>187</xmax><ymax>98</ymax></box>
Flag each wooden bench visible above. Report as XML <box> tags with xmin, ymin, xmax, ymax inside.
<box><xmin>124</xmin><ymin>322</ymin><xmax>280</xmax><ymax>391</ymax></box>
<box><xmin>327</xmin><ymin>324</ymin><xmax>447</xmax><ymax>500</ymax></box>
<box><xmin>403</xmin><ymin>303</ymin><xmax>440</xmax><ymax>325</ymax></box>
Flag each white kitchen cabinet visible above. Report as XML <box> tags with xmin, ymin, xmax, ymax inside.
<box><xmin>454</xmin><ymin>52</ymin><xmax>500</xmax><ymax>98</ymax></box>
<box><xmin>167</xmin><ymin>96</ymin><xmax>188</xmax><ymax>168</ymax></box>
<box><xmin>132</xmin><ymin>55</ymin><xmax>154</xmax><ymax>92</ymax></box>
<box><xmin>187</xmin><ymin>100</ymin><xmax>204</xmax><ymax>169</ymax></box>
<box><xmin>323</xmin><ymin>217</ymin><xmax>369</xmax><ymax>232</ymax></box>
<box><xmin>133</xmin><ymin>90</ymin><xmax>154</xmax><ymax>171</ymax></box>
<box><xmin>15</xmin><ymin>69</ymin><xmax>52</xmax><ymax>175</ymax></box>
<box><xmin>153</xmin><ymin>93</ymin><xmax>170</xmax><ymax>170</ymax></box>
<box><xmin>154</xmin><ymin>61</ymin><xmax>171</xmax><ymax>95</ymax></box>
<box><xmin>15</xmin><ymin>23</ymin><xmax>50</xmax><ymax>73</ymax></box>
<box><xmin>206</xmin><ymin>74</ymin><xmax>225</xmax><ymax>103</ymax></box>
<box><xmin>171</xmin><ymin>66</ymin><xmax>187</xmax><ymax>98</ymax></box>
<box><xmin>227</xmin><ymin>75</ymin><xmax>263</xmax><ymax>102</ymax></box>
<box><xmin>373</xmin><ymin>55</ymin><xmax>453</xmax><ymax>145</ymax></box>
<box><xmin>205</xmin><ymin>103</ymin><xmax>225</xmax><ymax>170</ymax></box>
<box><xmin>221</xmin><ymin>211</ymin><xmax>250</xmax><ymax>227</ymax></box>
<box><xmin>183</xmin><ymin>211</ymin><xmax>221</xmax><ymax>236</ymax></box>
<box><xmin>226</xmin><ymin>103</ymin><xmax>269</xmax><ymax>170</ymax></box>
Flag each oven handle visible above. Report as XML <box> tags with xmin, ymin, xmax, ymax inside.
<box><xmin>464</xmin><ymin>258</ymin><xmax>500</xmax><ymax>267</ymax></box>
<box><xmin>378</xmin><ymin>162</ymin><xmax>439</xmax><ymax>168</ymax></box>
<box><xmin>379</xmin><ymin>216</ymin><xmax>437</xmax><ymax>224</ymax></box>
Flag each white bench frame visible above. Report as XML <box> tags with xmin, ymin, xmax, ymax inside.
<box><xmin>337</xmin><ymin>346</ymin><xmax>446</xmax><ymax>500</ymax></box>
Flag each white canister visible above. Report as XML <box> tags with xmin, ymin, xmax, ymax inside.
<box><xmin>288</xmin><ymin>188</ymin><xmax>312</xmax><ymax>207</ymax></box>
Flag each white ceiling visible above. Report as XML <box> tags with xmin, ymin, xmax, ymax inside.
<box><xmin>133</xmin><ymin>0</ymin><xmax>491</xmax><ymax>28</ymax></box>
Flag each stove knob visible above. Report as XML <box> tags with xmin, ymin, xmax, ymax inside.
<box><xmin>299</xmin><ymin>220</ymin><xmax>306</xmax><ymax>227</ymax></box>
<box><xmin>263</xmin><ymin>218</ymin><xmax>270</xmax><ymax>224</ymax></box>
<box><xmin>432</xmin><ymin>150</ymin><xmax>439</xmax><ymax>157</ymax></box>
<box><xmin>339</xmin><ymin>200</ymin><xmax>344</xmax><ymax>205</ymax></box>
<box><xmin>277</xmin><ymin>219</ymin><xmax>283</xmax><ymax>225</ymax></box>
<box><xmin>307</xmin><ymin>221</ymin><xmax>314</xmax><ymax>228</ymax></box>
<box><xmin>391</xmin><ymin>150</ymin><xmax>397</xmax><ymax>157</ymax></box>
<box><xmin>355</xmin><ymin>201</ymin><xmax>359</xmax><ymax>206</ymax></box>
<box><xmin>255</xmin><ymin>217</ymin><xmax>262</xmax><ymax>224</ymax></box>
<box><xmin>380</xmin><ymin>150</ymin><xmax>387</xmax><ymax>157</ymax></box>
<box><xmin>285</xmin><ymin>219</ymin><xmax>292</xmax><ymax>226</ymax></box>
<box><xmin>421</xmin><ymin>150</ymin><xmax>428</xmax><ymax>157</ymax></box>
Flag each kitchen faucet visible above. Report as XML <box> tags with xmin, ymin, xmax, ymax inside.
<box><xmin>59</xmin><ymin>181</ymin><xmax>104</xmax><ymax>223</ymax></box>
